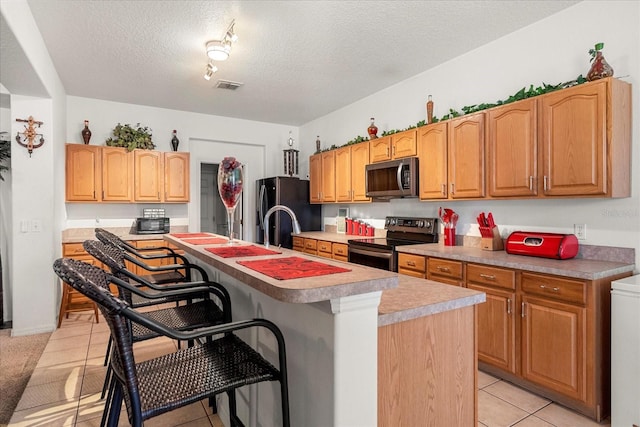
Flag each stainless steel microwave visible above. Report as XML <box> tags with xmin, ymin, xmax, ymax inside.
<box><xmin>365</xmin><ymin>157</ymin><xmax>419</xmax><ymax>199</ymax></box>
<box><xmin>135</xmin><ymin>217</ymin><xmax>170</xmax><ymax>234</ymax></box>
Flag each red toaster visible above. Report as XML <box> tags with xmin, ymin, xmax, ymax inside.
<box><xmin>505</xmin><ymin>231</ymin><xmax>579</xmax><ymax>260</ymax></box>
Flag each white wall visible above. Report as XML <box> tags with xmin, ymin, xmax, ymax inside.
<box><xmin>300</xmin><ymin>0</ymin><xmax>640</xmax><ymax>269</ymax></box>
<box><xmin>1</xmin><ymin>105</ymin><xmax>12</xmax><ymax>322</ymax></box>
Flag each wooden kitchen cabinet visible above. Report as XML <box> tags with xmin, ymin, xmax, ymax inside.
<box><xmin>369</xmin><ymin>136</ymin><xmax>392</xmax><ymax>163</ymax></box>
<box><xmin>466</xmin><ymin>263</ymin><xmax>516</xmax><ymax>374</ymax></box>
<box><xmin>370</xmin><ymin>131</ymin><xmax>416</xmax><ymax>163</ymax></box>
<box><xmin>321</xmin><ymin>151</ymin><xmax>336</xmax><ymax>203</ymax></box>
<box><xmin>487</xmin><ymin>98</ymin><xmax>538</xmax><ymax>197</ymax></box>
<box><xmin>427</xmin><ymin>257</ymin><xmax>463</xmax><ymax>286</ymax></box>
<box><xmin>417</xmin><ymin>122</ymin><xmax>448</xmax><ymax>199</ymax></box>
<box><xmin>540</xmin><ymin>77</ymin><xmax>631</xmax><ymax>198</ymax></box>
<box><xmin>65</xmin><ymin>144</ymin><xmax>101</xmax><ymax>202</ymax></box>
<box><xmin>303</xmin><ymin>238</ymin><xmax>317</xmax><ymax>255</ymax></box>
<box><xmin>317</xmin><ymin>240</ymin><xmax>333</xmax><ymax>259</ymax></box>
<box><xmin>335</xmin><ymin>142</ymin><xmax>370</xmax><ymax>203</ymax></box>
<box><xmin>101</xmin><ymin>147</ymin><xmax>134</xmax><ymax>201</ymax></box>
<box><xmin>332</xmin><ymin>243</ymin><xmax>348</xmax><ymax>262</ymax></box>
<box><xmin>309</xmin><ymin>153</ymin><xmax>323</xmax><ymax>203</ymax></box>
<box><xmin>520</xmin><ymin>273</ymin><xmax>587</xmax><ymax>402</ymax></box>
<box><xmin>292</xmin><ymin>236</ymin><xmax>305</xmax><ymax>252</ymax></box>
<box><xmin>134</xmin><ymin>150</ymin><xmax>163</xmax><ymax>202</ymax></box>
<box><xmin>164</xmin><ymin>152</ymin><xmax>190</xmax><ymax>202</ymax></box>
<box><xmin>397</xmin><ymin>253</ymin><xmax>426</xmax><ymax>278</ymax></box>
<box><xmin>390</xmin><ymin>129</ymin><xmax>417</xmax><ymax>159</ymax></box>
<box><xmin>448</xmin><ymin>113</ymin><xmax>485</xmax><ymax>198</ymax></box>
<box><xmin>308</xmin><ymin>151</ymin><xmax>335</xmax><ymax>203</ymax></box>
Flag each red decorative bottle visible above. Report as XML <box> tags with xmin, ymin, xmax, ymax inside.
<box><xmin>367</xmin><ymin>118</ymin><xmax>378</xmax><ymax>140</ymax></box>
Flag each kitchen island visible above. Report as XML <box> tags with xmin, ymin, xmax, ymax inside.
<box><xmin>164</xmin><ymin>233</ymin><xmax>484</xmax><ymax>426</ymax></box>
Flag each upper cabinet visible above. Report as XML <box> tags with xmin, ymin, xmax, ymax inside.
<box><xmin>309</xmin><ymin>77</ymin><xmax>631</xmax><ymax>204</ymax></box>
<box><xmin>539</xmin><ymin>77</ymin><xmax>630</xmax><ymax>198</ymax></box>
<box><xmin>487</xmin><ymin>98</ymin><xmax>538</xmax><ymax>197</ymax></box>
<box><xmin>66</xmin><ymin>144</ymin><xmax>190</xmax><ymax>203</ymax></box>
<box><xmin>309</xmin><ymin>151</ymin><xmax>336</xmax><ymax>204</ymax></box>
<box><xmin>164</xmin><ymin>152</ymin><xmax>190</xmax><ymax>202</ymax></box>
<box><xmin>335</xmin><ymin>142</ymin><xmax>370</xmax><ymax>203</ymax></box>
<box><xmin>66</xmin><ymin>144</ymin><xmax>102</xmax><ymax>202</ymax></box>
<box><xmin>369</xmin><ymin>130</ymin><xmax>417</xmax><ymax>163</ymax></box>
<box><xmin>102</xmin><ymin>147</ymin><xmax>134</xmax><ymax>201</ymax></box>
<box><xmin>134</xmin><ymin>150</ymin><xmax>163</xmax><ymax>202</ymax></box>
<box><xmin>448</xmin><ymin>113</ymin><xmax>485</xmax><ymax>199</ymax></box>
<box><xmin>417</xmin><ymin>122</ymin><xmax>448</xmax><ymax>199</ymax></box>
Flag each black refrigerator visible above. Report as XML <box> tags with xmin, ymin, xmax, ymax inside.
<box><xmin>256</xmin><ymin>176</ymin><xmax>322</xmax><ymax>249</ymax></box>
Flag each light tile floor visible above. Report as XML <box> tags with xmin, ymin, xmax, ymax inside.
<box><xmin>10</xmin><ymin>312</ymin><xmax>610</xmax><ymax>427</ymax></box>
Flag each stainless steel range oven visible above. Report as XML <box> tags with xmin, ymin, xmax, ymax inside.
<box><xmin>348</xmin><ymin>216</ymin><xmax>439</xmax><ymax>272</ymax></box>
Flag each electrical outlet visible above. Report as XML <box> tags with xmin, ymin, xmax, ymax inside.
<box><xmin>574</xmin><ymin>223</ymin><xmax>587</xmax><ymax>240</ymax></box>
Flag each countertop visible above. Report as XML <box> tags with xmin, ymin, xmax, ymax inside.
<box><xmin>378</xmin><ymin>275</ymin><xmax>485</xmax><ymax>327</ymax></box>
<box><xmin>164</xmin><ymin>234</ymin><xmax>398</xmax><ymax>304</ymax></box>
<box><xmin>62</xmin><ymin>226</ymin><xmax>188</xmax><ymax>243</ymax></box>
<box><xmin>397</xmin><ymin>244</ymin><xmax>634</xmax><ymax>280</ymax></box>
<box><xmin>297</xmin><ymin>231</ymin><xmax>635</xmax><ymax>280</ymax></box>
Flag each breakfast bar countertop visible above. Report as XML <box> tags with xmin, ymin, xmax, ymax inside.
<box><xmin>164</xmin><ymin>234</ymin><xmax>398</xmax><ymax>304</ymax></box>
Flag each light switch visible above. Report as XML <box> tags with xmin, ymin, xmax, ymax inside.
<box><xmin>20</xmin><ymin>220</ymin><xmax>29</xmax><ymax>233</ymax></box>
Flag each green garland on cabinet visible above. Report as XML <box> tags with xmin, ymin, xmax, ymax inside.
<box><xmin>323</xmin><ymin>74</ymin><xmax>588</xmax><ymax>152</ymax></box>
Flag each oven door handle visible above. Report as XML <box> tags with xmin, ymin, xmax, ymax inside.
<box><xmin>396</xmin><ymin>163</ymin><xmax>403</xmax><ymax>192</ymax></box>
<box><xmin>348</xmin><ymin>247</ymin><xmax>394</xmax><ymax>259</ymax></box>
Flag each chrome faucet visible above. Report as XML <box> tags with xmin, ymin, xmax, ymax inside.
<box><xmin>264</xmin><ymin>205</ymin><xmax>301</xmax><ymax>248</ymax></box>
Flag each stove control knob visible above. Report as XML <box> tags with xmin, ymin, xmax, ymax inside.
<box><xmin>424</xmin><ymin>220</ymin><xmax>431</xmax><ymax>229</ymax></box>
<box><xmin>389</xmin><ymin>218</ymin><xmax>397</xmax><ymax>226</ymax></box>
<box><xmin>418</xmin><ymin>220</ymin><xmax>425</xmax><ymax>228</ymax></box>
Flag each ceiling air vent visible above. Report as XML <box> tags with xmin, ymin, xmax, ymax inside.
<box><xmin>215</xmin><ymin>80</ymin><xmax>243</xmax><ymax>90</ymax></box>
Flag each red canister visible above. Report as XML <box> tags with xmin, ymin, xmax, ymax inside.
<box><xmin>444</xmin><ymin>228</ymin><xmax>456</xmax><ymax>246</ymax></box>
<box><xmin>345</xmin><ymin>218</ymin><xmax>352</xmax><ymax>235</ymax></box>
<box><xmin>366</xmin><ymin>224</ymin><xmax>374</xmax><ymax>236</ymax></box>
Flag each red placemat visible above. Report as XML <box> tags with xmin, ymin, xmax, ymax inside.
<box><xmin>205</xmin><ymin>245</ymin><xmax>282</xmax><ymax>258</ymax></box>
<box><xmin>170</xmin><ymin>232</ymin><xmax>213</xmax><ymax>238</ymax></box>
<box><xmin>183</xmin><ymin>237</ymin><xmax>229</xmax><ymax>245</ymax></box>
<box><xmin>237</xmin><ymin>256</ymin><xmax>351</xmax><ymax>280</ymax></box>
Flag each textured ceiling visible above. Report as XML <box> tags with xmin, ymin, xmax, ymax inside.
<box><xmin>4</xmin><ymin>0</ymin><xmax>580</xmax><ymax>125</ymax></box>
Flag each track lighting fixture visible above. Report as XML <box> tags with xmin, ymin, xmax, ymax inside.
<box><xmin>203</xmin><ymin>20</ymin><xmax>238</xmax><ymax>80</ymax></box>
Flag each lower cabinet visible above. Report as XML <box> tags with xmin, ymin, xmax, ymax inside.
<box><xmin>292</xmin><ymin>236</ymin><xmax>305</xmax><ymax>252</ymax></box>
<box><xmin>317</xmin><ymin>240</ymin><xmax>333</xmax><ymax>259</ymax></box>
<box><xmin>396</xmin><ymin>254</ymin><xmax>631</xmax><ymax>422</ymax></box>
<box><xmin>332</xmin><ymin>243</ymin><xmax>348</xmax><ymax>262</ymax></box>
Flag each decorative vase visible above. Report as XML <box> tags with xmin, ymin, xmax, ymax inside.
<box><xmin>81</xmin><ymin>120</ymin><xmax>92</xmax><ymax>145</ymax></box>
<box><xmin>217</xmin><ymin>157</ymin><xmax>244</xmax><ymax>244</ymax></box>
<box><xmin>315</xmin><ymin>136</ymin><xmax>321</xmax><ymax>154</ymax></box>
<box><xmin>426</xmin><ymin>95</ymin><xmax>434</xmax><ymax>124</ymax></box>
<box><xmin>171</xmin><ymin>130</ymin><xmax>180</xmax><ymax>151</ymax></box>
<box><xmin>587</xmin><ymin>51</ymin><xmax>614</xmax><ymax>81</ymax></box>
<box><xmin>367</xmin><ymin>118</ymin><xmax>378</xmax><ymax>139</ymax></box>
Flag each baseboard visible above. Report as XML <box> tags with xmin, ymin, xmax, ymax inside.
<box><xmin>10</xmin><ymin>324</ymin><xmax>56</xmax><ymax>336</ymax></box>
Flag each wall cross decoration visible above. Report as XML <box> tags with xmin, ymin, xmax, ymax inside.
<box><xmin>16</xmin><ymin>116</ymin><xmax>45</xmax><ymax>157</ymax></box>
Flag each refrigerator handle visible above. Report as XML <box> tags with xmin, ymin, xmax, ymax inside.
<box><xmin>258</xmin><ymin>184</ymin><xmax>266</xmax><ymax>230</ymax></box>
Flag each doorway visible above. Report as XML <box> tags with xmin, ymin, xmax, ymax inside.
<box><xmin>200</xmin><ymin>163</ymin><xmax>243</xmax><ymax>240</ymax></box>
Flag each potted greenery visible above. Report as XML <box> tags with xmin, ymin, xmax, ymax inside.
<box><xmin>105</xmin><ymin>123</ymin><xmax>155</xmax><ymax>151</ymax></box>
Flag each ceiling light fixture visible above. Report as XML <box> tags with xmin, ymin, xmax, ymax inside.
<box><xmin>203</xmin><ymin>20</ymin><xmax>238</xmax><ymax>80</ymax></box>
<box><xmin>203</xmin><ymin>62</ymin><xmax>218</xmax><ymax>81</ymax></box>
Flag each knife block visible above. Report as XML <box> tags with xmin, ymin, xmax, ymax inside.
<box><xmin>481</xmin><ymin>227</ymin><xmax>504</xmax><ymax>251</ymax></box>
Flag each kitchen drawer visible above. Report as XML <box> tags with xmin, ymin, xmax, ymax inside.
<box><xmin>317</xmin><ymin>240</ymin><xmax>332</xmax><ymax>254</ymax></box>
<box><xmin>292</xmin><ymin>236</ymin><xmax>305</xmax><ymax>251</ymax></box>
<box><xmin>521</xmin><ymin>272</ymin><xmax>586</xmax><ymax>305</ymax></box>
<box><xmin>398</xmin><ymin>253</ymin><xmax>426</xmax><ymax>273</ymax></box>
<box><xmin>427</xmin><ymin>258</ymin><xmax>463</xmax><ymax>279</ymax></box>
<box><xmin>466</xmin><ymin>263</ymin><xmax>515</xmax><ymax>290</ymax></box>
<box><xmin>63</xmin><ymin>243</ymin><xmax>88</xmax><ymax>256</ymax></box>
<box><xmin>332</xmin><ymin>243</ymin><xmax>348</xmax><ymax>259</ymax></box>
<box><xmin>303</xmin><ymin>238</ymin><xmax>317</xmax><ymax>251</ymax></box>
<box><xmin>136</xmin><ymin>239</ymin><xmax>166</xmax><ymax>249</ymax></box>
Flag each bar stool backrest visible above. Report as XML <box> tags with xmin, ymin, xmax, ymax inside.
<box><xmin>83</xmin><ymin>240</ymin><xmax>135</xmax><ymax>305</ymax></box>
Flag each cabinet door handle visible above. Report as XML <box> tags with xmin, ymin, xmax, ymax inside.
<box><xmin>441</xmin><ymin>184</ymin><xmax>446</xmax><ymax>195</ymax></box>
<box><xmin>450</xmin><ymin>183</ymin><xmax>455</xmax><ymax>194</ymax></box>
<box><xmin>543</xmin><ymin>176</ymin><xmax>549</xmax><ymax>191</ymax></box>
<box><xmin>529</xmin><ymin>176</ymin><xmax>533</xmax><ymax>191</ymax></box>
<box><xmin>507</xmin><ymin>298</ymin><xmax>512</xmax><ymax>315</ymax></box>
<box><xmin>386</xmin><ymin>147</ymin><xmax>389</xmax><ymax>156</ymax></box>
<box><xmin>392</xmin><ymin>145</ymin><xmax>395</xmax><ymax>156</ymax></box>
<box><xmin>407</xmin><ymin>261</ymin><xmax>416</xmax><ymax>267</ymax></box>
<box><xmin>521</xmin><ymin>302</ymin><xmax>526</xmax><ymax>318</ymax></box>
<box><xmin>102</xmin><ymin>190</ymin><xmax>104</xmax><ymax>199</ymax></box>
<box><xmin>437</xmin><ymin>266</ymin><xmax>450</xmax><ymax>273</ymax></box>
<box><xmin>480</xmin><ymin>273</ymin><xmax>496</xmax><ymax>281</ymax></box>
